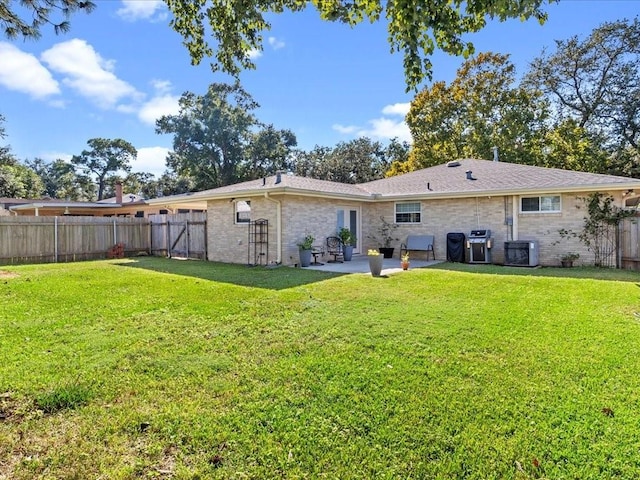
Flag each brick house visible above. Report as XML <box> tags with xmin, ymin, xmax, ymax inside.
<box><xmin>148</xmin><ymin>159</ymin><xmax>640</xmax><ymax>267</ymax></box>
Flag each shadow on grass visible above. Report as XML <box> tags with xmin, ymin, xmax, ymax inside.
<box><xmin>114</xmin><ymin>256</ymin><xmax>346</xmax><ymax>290</ymax></box>
<box><xmin>427</xmin><ymin>261</ymin><xmax>640</xmax><ymax>283</ymax></box>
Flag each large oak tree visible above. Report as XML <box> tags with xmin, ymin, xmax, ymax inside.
<box><xmin>71</xmin><ymin>138</ymin><xmax>136</xmax><ymax>200</ymax></box>
<box><xmin>156</xmin><ymin>82</ymin><xmax>260</xmax><ymax>190</ymax></box>
<box><xmin>525</xmin><ymin>18</ymin><xmax>640</xmax><ymax>176</ymax></box>
<box><xmin>398</xmin><ymin>52</ymin><xmax>548</xmax><ymax>172</ymax></box>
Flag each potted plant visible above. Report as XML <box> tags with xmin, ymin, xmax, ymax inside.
<box><xmin>401</xmin><ymin>252</ymin><xmax>410</xmax><ymax>270</ymax></box>
<box><xmin>561</xmin><ymin>252</ymin><xmax>579</xmax><ymax>268</ymax></box>
<box><xmin>297</xmin><ymin>233</ymin><xmax>314</xmax><ymax>267</ymax></box>
<box><xmin>338</xmin><ymin>227</ymin><xmax>356</xmax><ymax>261</ymax></box>
<box><xmin>368</xmin><ymin>216</ymin><xmax>399</xmax><ymax>258</ymax></box>
<box><xmin>367</xmin><ymin>249</ymin><xmax>383</xmax><ymax>277</ymax></box>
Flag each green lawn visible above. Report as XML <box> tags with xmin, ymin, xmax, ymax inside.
<box><xmin>1</xmin><ymin>258</ymin><xmax>640</xmax><ymax>479</ymax></box>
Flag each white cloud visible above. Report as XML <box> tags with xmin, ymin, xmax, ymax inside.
<box><xmin>332</xmin><ymin>124</ymin><xmax>359</xmax><ymax>135</ymax></box>
<box><xmin>150</xmin><ymin>79</ymin><xmax>172</xmax><ymax>95</ymax></box>
<box><xmin>362</xmin><ymin>117</ymin><xmax>412</xmax><ymax>143</ymax></box>
<box><xmin>333</xmin><ymin>103</ymin><xmax>412</xmax><ymax>143</ymax></box>
<box><xmin>0</xmin><ymin>42</ymin><xmax>60</xmax><ymax>99</ymax></box>
<box><xmin>39</xmin><ymin>151</ymin><xmax>72</xmax><ymax>162</ymax></box>
<box><xmin>268</xmin><ymin>37</ymin><xmax>285</xmax><ymax>50</ymax></box>
<box><xmin>133</xmin><ymin>146</ymin><xmax>170</xmax><ymax>176</ymax></box>
<box><xmin>117</xmin><ymin>1</ymin><xmax>166</xmax><ymax>21</ymax></box>
<box><xmin>247</xmin><ymin>48</ymin><xmax>262</xmax><ymax>60</ymax></box>
<box><xmin>381</xmin><ymin>102</ymin><xmax>410</xmax><ymax>116</ymax></box>
<box><xmin>138</xmin><ymin>94</ymin><xmax>180</xmax><ymax>125</ymax></box>
<box><xmin>41</xmin><ymin>38</ymin><xmax>142</xmax><ymax>109</ymax></box>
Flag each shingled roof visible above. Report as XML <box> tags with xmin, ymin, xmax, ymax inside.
<box><xmin>150</xmin><ymin>159</ymin><xmax>640</xmax><ymax>205</ymax></box>
<box><xmin>359</xmin><ymin>159</ymin><xmax>640</xmax><ymax>198</ymax></box>
<box><xmin>157</xmin><ymin>172</ymin><xmax>372</xmax><ymax>203</ymax></box>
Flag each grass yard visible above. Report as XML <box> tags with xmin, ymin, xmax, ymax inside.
<box><xmin>1</xmin><ymin>258</ymin><xmax>640</xmax><ymax>479</ymax></box>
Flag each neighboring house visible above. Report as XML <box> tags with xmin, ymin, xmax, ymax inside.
<box><xmin>8</xmin><ymin>184</ymin><xmax>206</xmax><ymax>218</ymax></box>
<box><xmin>147</xmin><ymin>159</ymin><xmax>640</xmax><ymax>267</ymax></box>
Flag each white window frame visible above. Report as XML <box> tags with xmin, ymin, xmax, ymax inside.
<box><xmin>520</xmin><ymin>195</ymin><xmax>561</xmax><ymax>213</ymax></box>
<box><xmin>395</xmin><ymin>202</ymin><xmax>422</xmax><ymax>224</ymax></box>
<box><xmin>235</xmin><ymin>200</ymin><xmax>251</xmax><ymax>224</ymax></box>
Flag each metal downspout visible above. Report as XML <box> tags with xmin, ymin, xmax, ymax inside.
<box><xmin>512</xmin><ymin>196</ymin><xmax>519</xmax><ymax>241</ymax></box>
<box><xmin>264</xmin><ymin>192</ymin><xmax>282</xmax><ymax>264</ymax></box>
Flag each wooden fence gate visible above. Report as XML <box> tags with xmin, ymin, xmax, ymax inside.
<box><xmin>620</xmin><ymin>213</ymin><xmax>640</xmax><ymax>270</ymax></box>
<box><xmin>149</xmin><ymin>212</ymin><xmax>207</xmax><ymax>260</ymax></box>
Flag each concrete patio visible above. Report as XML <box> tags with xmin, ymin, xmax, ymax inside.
<box><xmin>301</xmin><ymin>254</ymin><xmax>442</xmax><ymax>275</ymax></box>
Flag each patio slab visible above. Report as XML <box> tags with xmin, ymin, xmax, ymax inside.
<box><xmin>300</xmin><ymin>254</ymin><xmax>442</xmax><ymax>274</ymax></box>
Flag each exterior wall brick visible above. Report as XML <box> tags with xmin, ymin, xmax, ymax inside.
<box><xmin>207</xmin><ymin>190</ymin><xmax>624</xmax><ymax>267</ymax></box>
<box><xmin>282</xmin><ymin>196</ymin><xmax>363</xmax><ymax>266</ymax></box>
<box><xmin>517</xmin><ymin>191</ymin><xmax>624</xmax><ymax>266</ymax></box>
<box><xmin>208</xmin><ymin>195</ymin><xmax>363</xmax><ymax>266</ymax></box>
<box><xmin>207</xmin><ymin>197</ymin><xmax>278</xmax><ymax>264</ymax></box>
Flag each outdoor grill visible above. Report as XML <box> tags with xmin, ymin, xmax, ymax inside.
<box><xmin>466</xmin><ymin>229</ymin><xmax>492</xmax><ymax>264</ymax></box>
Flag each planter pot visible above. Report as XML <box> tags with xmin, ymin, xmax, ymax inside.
<box><xmin>368</xmin><ymin>254</ymin><xmax>383</xmax><ymax>277</ymax></box>
<box><xmin>379</xmin><ymin>247</ymin><xmax>394</xmax><ymax>259</ymax></box>
<box><xmin>343</xmin><ymin>245</ymin><xmax>354</xmax><ymax>261</ymax></box>
<box><xmin>401</xmin><ymin>261</ymin><xmax>409</xmax><ymax>271</ymax></box>
<box><xmin>299</xmin><ymin>248</ymin><xmax>312</xmax><ymax>267</ymax></box>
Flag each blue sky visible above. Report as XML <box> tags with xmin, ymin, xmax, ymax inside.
<box><xmin>0</xmin><ymin>0</ymin><xmax>637</xmax><ymax>177</ymax></box>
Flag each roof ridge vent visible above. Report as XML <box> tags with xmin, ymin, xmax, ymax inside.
<box><xmin>447</xmin><ymin>161</ymin><xmax>461</xmax><ymax>167</ymax></box>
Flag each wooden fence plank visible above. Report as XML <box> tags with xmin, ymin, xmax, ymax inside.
<box><xmin>0</xmin><ymin>216</ymin><xmax>152</xmax><ymax>265</ymax></box>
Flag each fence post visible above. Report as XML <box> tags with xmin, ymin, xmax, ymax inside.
<box><xmin>186</xmin><ymin>220</ymin><xmax>190</xmax><ymax>258</ymax></box>
<box><xmin>54</xmin><ymin>216</ymin><xmax>58</xmax><ymax>263</ymax></box>
<box><xmin>167</xmin><ymin>221</ymin><xmax>171</xmax><ymax>258</ymax></box>
<box><xmin>113</xmin><ymin>218</ymin><xmax>117</xmax><ymax>246</ymax></box>
<box><xmin>149</xmin><ymin>220</ymin><xmax>153</xmax><ymax>255</ymax></box>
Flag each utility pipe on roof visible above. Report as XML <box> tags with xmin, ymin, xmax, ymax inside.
<box><xmin>264</xmin><ymin>192</ymin><xmax>282</xmax><ymax>264</ymax></box>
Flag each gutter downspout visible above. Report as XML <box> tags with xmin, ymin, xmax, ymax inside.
<box><xmin>264</xmin><ymin>192</ymin><xmax>282</xmax><ymax>264</ymax></box>
<box><xmin>512</xmin><ymin>196</ymin><xmax>519</xmax><ymax>241</ymax></box>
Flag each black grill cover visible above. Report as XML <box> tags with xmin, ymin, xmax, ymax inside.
<box><xmin>447</xmin><ymin>232</ymin><xmax>466</xmax><ymax>262</ymax></box>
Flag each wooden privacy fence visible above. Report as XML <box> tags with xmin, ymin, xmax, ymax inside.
<box><xmin>620</xmin><ymin>213</ymin><xmax>640</xmax><ymax>270</ymax></box>
<box><xmin>149</xmin><ymin>212</ymin><xmax>207</xmax><ymax>260</ymax></box>
<box><xmin>0</xmin><ymin>216</ymin><xmax>150</xmax><ymax>265</ymax></box>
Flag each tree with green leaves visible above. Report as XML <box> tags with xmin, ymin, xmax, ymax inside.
<box><xmin>165</xmin><ymin>0</ymin><xmax>551</xmax><ymax>91</ymax></box>
<box><xmin>71</xmin><ymin>138</ymin><xmax>136</xmax><ymax>200</ymax></box>
<box><xmin>243</xmin><ymin>124</ymin><xmax>297</xmax><ymax>180</ymax></box>
<box><xmin>2</xmin><ymin>0</ymin><xmax>552</xmax><ymax>90</ymax></box>
<box><xmin>539</xmin><ymin>119</ymin><xmax>610</xmax><ymax>174</ymax></box>
<box><xmin>156</xmin><ymin>82</ymin><xmax>261</xmax><ymax>190</ymax></box>
<box><xmin>291</xmin><ymin>137</ymin><xmax>390</xmax><ymax>183</ymax></box>
<box><xmin>26</xmin><ymin>158</ymin><xmax>95</xmax><ymax>200</ymax></box>
<box><xmin>1</xmin><ymin>0</ymin><xmax>95</xmax><ymax>39</ymax></box>
<box><xmin>0</xmin><ymin>113</ymin><xmax>14</xmax><ymax>165</ymax></box>
<box><xmin>399</xmin><ymin>52</ymin><xmax>548</xmax><ymax>172</ymax></box>
<box><xmin>525</xmin><ymin>18</ymin><xmax>640</xmax><ymax>155</ymax></box>
<box><xmin>141</xmin><ymin>172</ymin><xmax>195</xmax><ymax>199</ymax></box>
<box><xmin>0</xmin><ymin>163</ymin><xmax>44</xmax><ymax>198</ymax></box>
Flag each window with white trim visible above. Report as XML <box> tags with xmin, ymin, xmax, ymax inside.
<box><xmin>520</xmin><ymin>195</ymin><xmax>561</xmax><ymax>213</ymax></box>
<box><xmin>395</xmin><ymin>202</ymin><xmax>421</xmax><ymax>223</ymax></box>
<box><xmin>235</xmin><ymin>200</ymin><xmax>251</xmax><ymax>223</ymax></box>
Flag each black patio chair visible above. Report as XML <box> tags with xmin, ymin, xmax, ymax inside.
<box><xmin>326</xmin><ymin>236</ymin><xmax>344</xmax><ymax>263</ymax></box>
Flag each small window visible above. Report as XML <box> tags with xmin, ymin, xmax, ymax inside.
<box><xmin>159</xmin><ymin>209</ymin><xmax>168</xmax><ymax>214</ymax></box>
<box><xmin>521</xmin><ymin>195</ymin><xmax>561</xmax><ymax>213</ymax></box>
<box><xmin>395</xmin><ymin>202</ymin><xmax>421</xmax><ymax>223</ymax></box>
<box><xmin>236</xmin><ymin>200</ymin><xmax>251</xmax><ymax>223</ymax></box>
<box><xmin>135</xmin><ymin>211</ymin><xmax>145</xmax><ymax>218</ymax></box>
